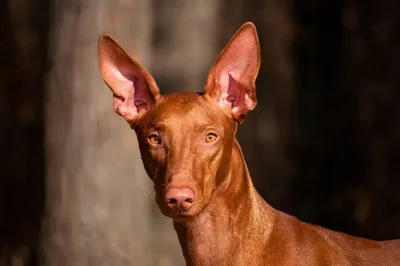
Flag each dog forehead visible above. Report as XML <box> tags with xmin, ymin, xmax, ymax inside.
<box><xmin>139</xmin><ymin>92</ymin><xmax>230</xmax><ymax>131</ymax></box>
<box><xmin>154</xmin><ymin>93</ymin><xmax>212</xmax><ymax>121</ymax></box>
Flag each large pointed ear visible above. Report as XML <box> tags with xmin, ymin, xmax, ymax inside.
<box><xmin>204</xmin><ymin>22</ymin><xmax>260</xmax><ymax>124</ymax></box>
<box><xmin>98</xmin><ymin>35</ymin><xmax>161</xmax><ymax>127</ymax></box>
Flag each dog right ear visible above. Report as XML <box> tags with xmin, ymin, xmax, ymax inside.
<box><xmin>98</xmin><ymin>35</ymin><xmax>161</xmax><ymax>127</ymax></box>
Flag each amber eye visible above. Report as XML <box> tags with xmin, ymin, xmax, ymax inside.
<box><xmin>205</xmin><ymin>133</ymin><xmax>217</xmax><ymax>143</ymax></box>
<box><xmin>148</xmin><ymin>134</ymin><xmax>161</xmax><ymax>145</ymax></box>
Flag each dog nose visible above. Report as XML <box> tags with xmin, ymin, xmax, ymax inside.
<box><xmin>165</xmin><ymin>187</ymin><xmax>195</xmax><ymax>212</ymax></box>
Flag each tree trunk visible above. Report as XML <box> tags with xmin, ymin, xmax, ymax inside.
<box><xmin>152</xmin><ymin>0</ymin><xmax>221</xmax><ymax>93</ymax></box>
<box><xmin>42</xmin><ymin>0</ymin><xmax>159</xmax><ymax>265</ymax></box>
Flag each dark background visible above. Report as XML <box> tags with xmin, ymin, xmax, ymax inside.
<box><xmin>1</xmin><ymin>0</ymin><xmax>399</xmax><ymax>265</ymax></box>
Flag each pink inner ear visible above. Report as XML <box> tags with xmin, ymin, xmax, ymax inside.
<box><xmin>219</xmin><ymin>73</ymin><xmax>241</xmax><ymax>104</ymax></box>
<box><xmin>106</xmin><ymin>62</ymin><xmax>153</xmax><ymax>122</ymax></box>
<box><xmin>124</xmin><ymin>74</ymin><xmax>151</xmax><ymax>111</ymax></box>
<box><xmin>218</xmin><ymin>70</ymin><xmax>256</xmax><ymax>114</ymax></box>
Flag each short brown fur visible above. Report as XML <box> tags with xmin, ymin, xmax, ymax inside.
<box><xmin>98</xmin><ymin>22</ymin><xmax>400</xmax><ymax>265</ymax></box>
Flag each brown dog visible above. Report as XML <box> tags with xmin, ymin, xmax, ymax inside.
<box><xmin>98</xmin><ymin>22</ymin><xmax>400</xmax><ymax>265</ymax></box>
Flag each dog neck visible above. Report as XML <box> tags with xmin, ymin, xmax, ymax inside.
<box><xmin>173</xmin><ymin>139</ymin><xmax>276</xmax><ymax>265</ymax></box>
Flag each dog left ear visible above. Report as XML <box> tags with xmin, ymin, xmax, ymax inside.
<box><xmin>204</xmin><ymin>22</ymin><xmax>261</xmax><ymax>124</ymax></box>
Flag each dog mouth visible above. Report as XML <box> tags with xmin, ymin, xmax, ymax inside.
<box><xmin>160</xmin><ymin>203</ymin><xmax>205</xmax><ymax>221</ymax></box>
<box><xmin>171</xmin><ymin>213</ymin><xmax>196</xmax><ymax>222</ymax></box>
<box><xmin>164</xmin><ymin>207</ymin><xmax>198</xmax><ymax>220</ymax></box>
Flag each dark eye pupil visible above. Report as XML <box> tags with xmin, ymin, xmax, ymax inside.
<box><xmin>207</xmin><ymin>134</ymin><xmax>216</xmax><ymax>141</ymax></box>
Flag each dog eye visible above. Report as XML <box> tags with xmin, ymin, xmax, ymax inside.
<box><xmin>205</xmin><ymin>133</ymin><xmax>217</xmax><ymax>143</ymax></box>
<box><xmin>148</xmin><ymin>134</ymin><xmax>161</xmax><ymax>145</ymax></box>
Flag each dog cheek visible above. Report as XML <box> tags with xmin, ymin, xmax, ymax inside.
<box><xmin>200</xmin><ymin>173</ymin><xmax>216</xmax><ymax>206</ymax></box>
<box><xmin>212</xmin><ymin>144</ymin><xmax>231</xmax><ymax>186</ymax></box>
<box><xmin>149</xmin><ymin>148</ymin><xmax>166</xmax><ymax>166</ymax></box>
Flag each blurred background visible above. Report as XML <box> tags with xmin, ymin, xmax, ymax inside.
<box><xmin>1</xmin><ymin>0</ymin><xmax>400</xmax><ymax>265</ymax></box>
